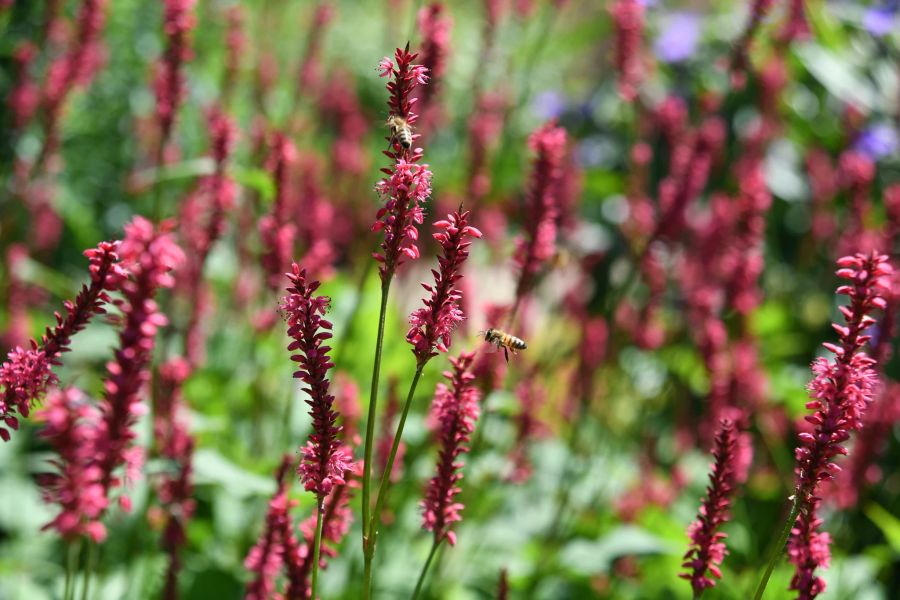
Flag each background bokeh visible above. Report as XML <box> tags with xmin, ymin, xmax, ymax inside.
<box><xmin>1</xmin><ymin>0</ymin><xmax>899</xmax><ymax>599</ymax></box>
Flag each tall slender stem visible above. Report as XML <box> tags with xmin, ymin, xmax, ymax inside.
<box><xmin>64</xmin><ymin>538</ymin><xmax>82</xmax><ymax>600</ymax></box>
<box><xmin>411</xmin><ymin>538</ymin><xmax>442</xmax><ymax>600</ymax></box>
<box><xmin>311</xmin><ymin>495</ymin><xmax>326</xmax><ymax>600</ymax></box>
<box><xmin>80</xmin><ymin>540</ymin><xmax>96</xmax><ymax>600</ymax></box>
<box><xmin>361</xmin><ymin>278</ymin><xmax>392</xmax><ymax>599</ymax></box>
<box><xmin>753</xmin><ymin>494</ymin><xmax>801</xmax><ymax>600</ymax></box>
<box><xmin>363</xmin><ymin>364</ymin><xmax>426</xmax><ymax>597</ymax></box>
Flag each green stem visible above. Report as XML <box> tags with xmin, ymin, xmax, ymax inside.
<box><xmin>753</xmin><ymin>494</ymin><xmax>801</xmax><ymax>600</ymax></box>
<box><xmin>364</xmin><ymin>363</ymin><xmax>427</xmax><ymax>597</ymax></box>
<box><xmin>80</xmin><ymin>540</ymin><xmax>96</xmax><ymax>600</ymax></box>
<box><xmin>64</xmin><ymin>538</ymin><xmax>82</xmax><ymax>600</ymax></box>
<box><xmin>311</xmin><ymin>495</ymin><xmax>325</xmax><ymax>600</ymax></box>
<box><xmin>411</xmin><ymin>538</ymin><xmax>442</xmax><ymax>600</ymax></box>
<box><xmin>361</xmin><ymin>278</ymin><xmax>392</xmax><ymax>599</ymax></box>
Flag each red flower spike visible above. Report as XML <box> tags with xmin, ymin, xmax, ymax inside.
<box><xmin>610</xmin><ymin>0</ymin><xmax>644</xmax><ymax>102</ymax></box>
<box><xmin>97</xmin><ymin>218</ymin><xmax>184</xmax><ymax>506</ymax></box>
<box><xmin>787</xmin><ymin>251</ymin><xmax>891</xmax><ymax>599</ymax></box>
<box><xmin>407</xmin><ymin>210</ymin><xmax>482</xmax><ymax>365</ymax></box>
<box><xmin>680</xmin><ymin>419</ymin><xmax>742</xmax><ymax>593</ymax></box>
<box><xmin>281</xmin><ymin>265</ymin><xmax>354</xmax><ymax>496</ymax></box>
<box><xmin>154</xmin><ymin>0</ymin><xmax>198</xmax><ymax>148</ymax></box>
<box><xmin>36</xmin><ymin>388</ymin><xmax>108</xmax><ymax>543</ymax></box>
<box><xmin>421</xmin><ymin>352</ymin><xmax>481</xmax><ymax>546</ymax></box>
<box><xmin>0</xmin><ymin>240</ymin><xmax>126</xmax><ymax>441</ymax></box>
<box><xmin>514</xmin><ymin>122</ymin><xmax>568</xmax><ymax>301</ymax></box>
<box><xmin>373</xmin><ymin>46</ymin><xmax>433</xmax><ymax>281</ymax></box>
<box><xmin>244</xmin><ymin>457</ymin><xmax>293</xmax><ymax>600</ymax></box>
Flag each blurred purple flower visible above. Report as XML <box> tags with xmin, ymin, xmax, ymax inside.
<box><xmin>532</xmin><ymin>90</ymin><xmax>566</xmax><ymax>120</ymax></box>
<box><xmin>863</xmin><ymin>3</ymin><xmax>897</xmax><ymax>37</ymax></box>
<box><xmin>654</xmin><ymin>12</ymin><xmax>701</xmax><ymax>63</ymax></box>
<box><xmin>854</xmin><ymin>123</ymin><xmax>898</xmax><ymax>161</ymax></box>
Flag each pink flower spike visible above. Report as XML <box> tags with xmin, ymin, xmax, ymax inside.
<box><xmin>680</xmin><ymin>419</ymin><xmax>743</xmax><ymax>594</ymax></box>
<box><xmin>421</xmin><ymin>352</ymin><xmax>481</xmax><ymax>545</ymax></box>
<box><xmin>0</xmin><ymin>240</ymin><xmax>126</xmax><ymax>441</ymax></box>
<box><xmin>406</xmin><ymin>209</ymin><xmax>481</xmax><ymax>365</ymax></box>
<box><xmin>281</xmin><ymin>265</ymin><xmax>354</xmax><ymax>497</ymax></box>
<box><xmin>513</xmin><ymin>122</ymin><xmax>568</xmax><ymax>301</ymax></box>
<box><xmin>36</xmin><ymin>388</ymin><xmax>108</xmax><ymax>542</ymax></box>
<box><xmin>787</xmin><ymin>251</ymin><xmax>891</xmax><ymax>598</ymax></box>
<box><xmin>244</xmin><ymin>457</ymin><xmax>293</xmax><ymax>600</ymax></box>
<box><xmin>97</xmin><ymin>218</ymin><xmax>184</xmax><ymax>508</ymax></box>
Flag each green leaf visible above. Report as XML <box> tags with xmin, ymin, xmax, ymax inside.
<box><xmin>865</xmin><ymin>503</ymin><xmax>900</xmax><ymax>554</ymax></box>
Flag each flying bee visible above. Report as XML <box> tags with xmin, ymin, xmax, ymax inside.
<box><xmin>483</xmin><ymin>328</ymin><xmax>527</xmax><ymax>363</ymax></box>
<box><xmin>386</xmin><ymin>115</ymin><xmax>413</xmax><ymax>150</ymax></box>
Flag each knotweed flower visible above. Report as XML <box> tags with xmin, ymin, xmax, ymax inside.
<box><xmin>245</xmin><ymin>457</ymin><xmax>292</xmax><ymax>600</ymax></box>
<box><xmin>154</xmin><ymin>358</ymin><xmax>195</xmax><ymax>600</ymax></box>
<box><xmin>508</xmin><ymin>373</ymin><xmax>547</xmax><ymax>483</ymax></box>
<box><xmin>780</xmin><ymin>0</ymin><xmax>811</xmax><ymax>42</ymax></box>
<box><xmin>373</xmin><ymin>46</ymin><xmax>432</xmax><ymax>281</ymax></box>
<box><xmin>281</xmin><ymin>265</ymin><xmax>353</xmax><ymax>496</ymax></box>
<box><xmin>97</xmin><ymin>218</ymin><xmax>184</xmax><ymax>503</ymax></box>
<box><xmin>42</xmin><ymin>0</ymin><xmax>109</xmax><ymax>157</ymax></box>
<box><xmin>787</xmin><ymin>252</ymin><xmax>891</xmax><ymax>598</ymax></box>
<box><xmin>36</xmin><ymin>388</ymin><xmax>107</xmax><ymax>542</ymax></box>
<box><xmin>285</xmin><ymin>468</ymin><xmax>357</xmax><ymax>598</ymax></box>
<box><xmin>407</xmin><ymin>210</ymin><xmax>482</xmax><ymax>365</ymax></box>
<box><xmin>421</xmin><ymin>352</ymin><xmax>480</xmax><ymax>546</ymax></box>
<box><xmin>154</xmin><ymin>0</ymin><xmax>197</xmax><ymax>152</ymax></box>
<box><xmin>610</xmin><ymin>0</ymin><xmax>644</xmax><ymax>101</ymax></box>
<box><xmin>9</xmin><ymin>42</ymin><xmax>40</xmax><ymax>129</ymax></box>
<box><xmin>0</xmin><ymin>240</ymin><xmax>126</xmax><ymax>441</ymax></box>
<box><xmin>729</xmin><ymin>0</ymin><xmax>776</xmax><ymax>86</ymax></box>
<box><xmin>294</xmin><ymin>3</ymin><xmax>334</xmax><ymax>98</ymax></box>
<box><xmin>415</xmin><ymin>3</ymin><xmax>452</xmax><ymax>129</ymax></box>
<box><xmin>466</xmin><ymin>92</ymin><xmax>507</xmax><ymax>202</ymax></box>
<box><xmin>513</xmin><ymin>122</ymin><xmax>567</xmax><ymax>303</ymax></box>
<box><xmin>222</xmin><ymin>5</ymin><xmax>244</xmax><ymax>103</ymax></box>
<box><xmin>260</xmin><ymin>133</ymin><xmax>298</xmax><ymax>292</ymax></box>
<box><xmin>680</xmin><ymin>419</ymin><xmax>742</xmax><ymax>594</ymax></box>
<box><xmin>178</xmin><ymin>108</ymin><xmax>238</xmax><ymax>365</ymax></box>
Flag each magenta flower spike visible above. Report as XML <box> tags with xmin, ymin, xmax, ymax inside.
<box><xmin>281</xmin><ymin>264</ymin><xmax>353</xmax><ymax>496</ymax></box>
<box><xmin>786</xmin><ymin>251</ymin><xmax>891</xmax><ymax>598</ymax></box>
<box><xmin>0</xmin><ymin>240</ymin><xmax>126</xmax><ymax>441</ymax></box>
<box><xmin>680</xmin><ymin>419</ymin><xmax>741</xmax><ymax>594</ymax></box>
<box><xmin>244</xmin><ymin>457</ymin><xmax>292</xmax><ymax>600</ymax></box>
<box><xmin>610</xmin><ymin>0</ymin><xmax>644</xmax><ymax>102</ymax></box>
<box><xmin>421</xmin><ymin>352</ymin><xmax>481</xmax><ymax>546</ymax></box>
<box><xmin>406</xmin><ymin>209</ymin><xmax>482</xmax><ymax>366</ymax></box>
<box><xmin>97</xmin><ymin>218</ymin><xmax>184</xmax><ymax>502</ymax></box>
<box><xmin>36</xmin><ymin>388</ymin><xmax>108</xmax><ymax>543</ymax></box>
<box><xmin>154</xmin><ymin>0</ymin><xmax>197</xmax><ymax>150</ymax></box>
<box><xmin>372</xmin><ymin>45</ymin><xmax>432</xmax><ymax>281</ymax></box>
<box><xmin>513</xmin><ymin>122</ymin><xmax>567</xmax><ymax>303</ymax></box>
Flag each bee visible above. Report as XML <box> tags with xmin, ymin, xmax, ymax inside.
<box><xmin>386</xmin><ymin>115</ymin><xmax>413</xmax><ymax>150</ymax></box>
<box><xmin>483</xmin><ymin>328</ymin><xmax>527</xmax><ymax>363</ymax></box>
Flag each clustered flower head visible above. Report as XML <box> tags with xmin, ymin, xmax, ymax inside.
<box><xmin>421</xmin><ymin>352</ymin><xmax>481</xmax><ymax>546</ymax></box>
<box><xmin>36</xmin><ymin>388</ymin><xmax>108</xmax><ymax>542</ymax></box>
<box><xmin>281</xmin><ymin>264</ymin><xmax>353</xmax><ymax>496</ymax></box>
<box><xmin>372</xmin><ymin>46</ymin><xmax>432</xmax><ymax>281</ymax></box>
<box><xmin>260</xmin><ymin>132</ymin><xmax>299</xmax><ymax>291</ymax></box>
<box><xmin>97</xmin><ymin>217</ymin><xmax>184</xmax><ymax>501</ymax></box>
<box><xmin>788</xmin><ymin>251</ymin><xmax>891</xmax><ymax>599</ymax></box>
<box><xmin>287</xmin><ymin>474</ymin><xmax>357</xmax><ymax>598</ymax></box>
<box><xmin>407</xmin><ymin>209</ymin><xmax>482</xmax><ymax>365</ymax></box>
<box><xmin>610</xmin><ymin>0</ymin><xmax>644</xmax><ymax>102</ymax></box>
<box><xmin>154</xmin><ymin>0</ymin><xmax>198</xmax><ymax>148</ymax></box>
<box><xmin>415</xmin><ymin>3</ymin><xmax>453</xmax><ymax>127</ymax></box>
<box><xmin>680</xmin><ymin>419</ymin><xmax>741</xmax><ymax>594</ymax></box>
<box><xmin>0</xmin><ymin>240</ymin><xmax>126</xmax><ymax>441</ymax></box>
<box><xmin>514</xmin><ymin>122</ymin><xmax>568</xmax><ymax>301</ymax></box>
<box><xmin>153</xmin><ymin>357</ymin><xmax>195</xmax><ymax>600</ymax></box>
<box><xmin>244</xmin><ymin>457</ymin><xmax>293</xmax><ymax>600</ymax></box>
